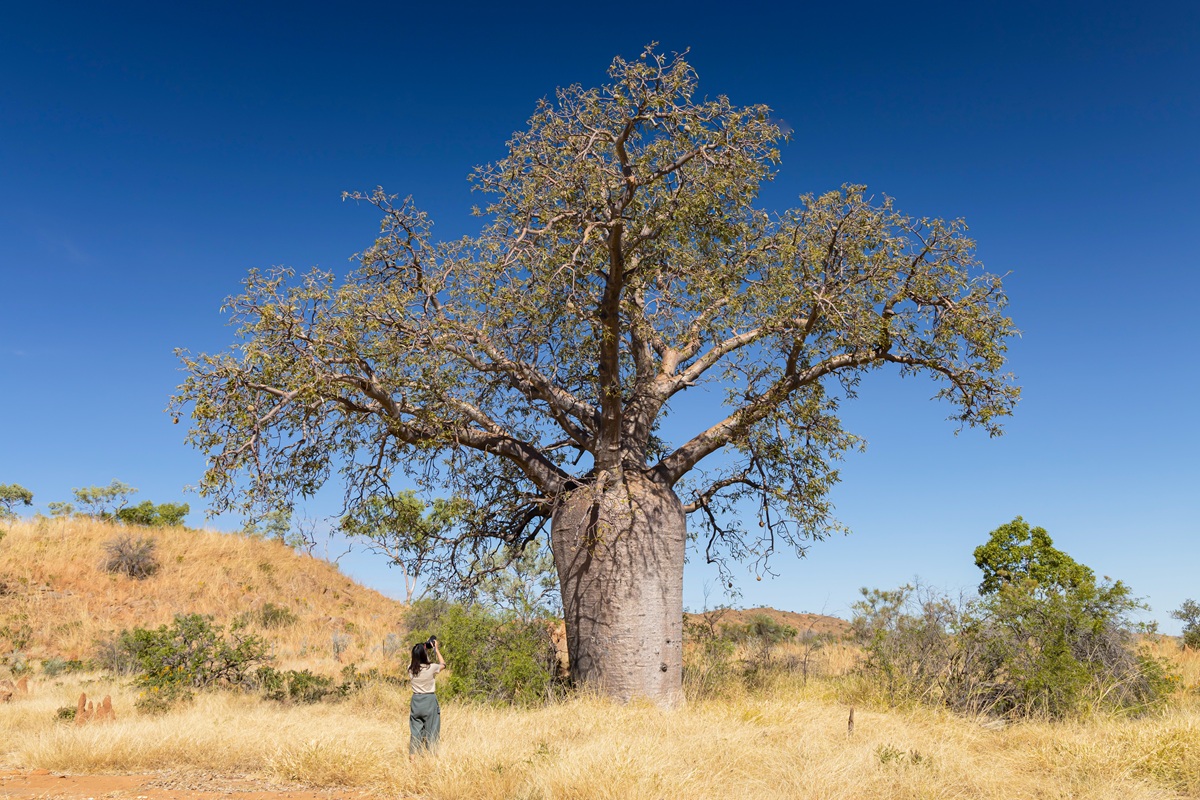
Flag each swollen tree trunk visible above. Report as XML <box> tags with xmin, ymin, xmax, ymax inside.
<box><xmin>550</xmin><ymin>469</ymin><xmax>686</xmax><ymax>705</ymax></box>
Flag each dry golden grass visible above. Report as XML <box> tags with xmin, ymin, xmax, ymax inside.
<box><xmin>3</xmin><ymin>518</ymin><xmax>1198</xmax><ymax>798</ymax></box>
<box><xmin>0</xmin><ymin>518</ymin><xmax>406</xmax><ymax>669</ymax></box>
<box><xmin>2</xmin><ymin>671</ymin><xmax>1197</xmax><ymax>799</ymax></box>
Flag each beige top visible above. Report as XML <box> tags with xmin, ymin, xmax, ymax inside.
<box><xmin>411</xmin><ymin>663</ymin><xmax>442</xmax><ymax>694</ymax></box>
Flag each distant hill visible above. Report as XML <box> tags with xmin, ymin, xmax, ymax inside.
<box><xmin>685</xmin><ymin>606</ymin><xmax>850</xmax><ymax>638</ymax></box>
<box><xmin>0</xmin><ymin>518</ymin><xmax>408</xmax><ymax>670</ymax></box>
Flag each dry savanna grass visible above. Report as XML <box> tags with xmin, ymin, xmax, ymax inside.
<box><xmin>1</xmin><ymin>670</ymin><xmax>1198</xmax><ymax>799</ymax></box>
<box><xmin>2</xmin><ymin>518</ymin><xmax>1199</xmax><ymax>798</ymax></box>
<box><xmin>0</xmin><ymin>518</ymin><xmax>407</xmax><ymax>669</ymax></box>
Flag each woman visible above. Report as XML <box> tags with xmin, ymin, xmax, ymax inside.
<box><xmin>408</xmin><ymin>637</ymin><xmax>445</xmax><ymax>755</ymax></box>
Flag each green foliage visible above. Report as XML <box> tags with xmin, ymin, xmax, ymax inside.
<box><xmin>111</xmin><ymin>614</ymin><xmax>270</xmax><ymax>693</ymax></box>
<box><xmin>255</xmin><ymin>663</ymin><xmax>403</xmax><ymax>704</ymax></box>
<box><xmin>1172</xmin><ymin>599</ymin><xmax>1200</xmax><ymax>650</ymax></box>
<box><xmin>102</xmin><ymin>534</ymin><xmax>160</xmax><ymax>579</ymax></box>
<box><xmin>46</xmin><ymin>502</ymin><xmax>74</xmax><ymax>518</ymax></box>
<box><xmin>405</xmin><ymin>598</ymin><xmax>561</xmax><ymax>705</ymax></box>
<box><xmin>0</xmin><ymin>483</ymin><xmax>33</xmax><ymax>521</ymax></box>
<box><xmin>475</xmin><ymin>544</ymin><xmax>560</xmax><ymax>623</ymax></box>
<box><xmin>682</xmin><ymin>608</ymin><xmax>738</xmax><ymax>698</ymax></box>
<box><xmin>256</xmin><ymin>666</ymin><xmax>336</xmax><ymax>703</ymax></box>
<box><xmin>721</xmin><ymin>613</ymin><xmax>798</xmax><ymax>646</ymax></box>
<box><xmin>340</xmin><ymin>492</ymin><xmax>463</xmax><ymax>602</ymax></box>
<box><xmin>850</xmin><ymin>584</ymin><xmax>976</xmax><ymax>709</ymax></box>
<box><xmin>115</xmin><ymin>501</ymin><xmax>190</xmax><ymax>527</ymax></box>
<box><xmin>242</xmin><ymin>508</ymin><xmax>291</xmax><ymax>541</ymax></box>
<box><xmin>46</xmin><ymin>481</ymin><xmax>188</xmax><ymax>528</ymax></box>
<box><xmin>853</xmin><ymin>520</ymin><xmax>1174</xmax><ymax>719</ymax></box>
<box><xmin>252</xmin><ymin>602</ymin><xmax>299</xmax><ymax>629</ymax></box>
<box><xmin>55</xmin><ymin>705</ymin><xmax>77</xmax><ymax>723</ymax></box>
<box><xmin>41</xmin><ymin>657</ymin><xmax>85</xmax><ymax>677</ymax></box>
<box><xmin>974</xmin><ymin>517</ymin><xmax>1096</xmax><ymax>596</ymax></box>
<box><xmin>72</xmin><ymin>480</ymin><xmax>137</xmax><ymax>518</ymax></box>
<box><xmin>136</xmin><ymin>683</ymin><xmax>194</xmax><ymax>714</ymax></box>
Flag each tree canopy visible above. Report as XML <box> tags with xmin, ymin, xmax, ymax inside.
<box><xmin>174</xmin><ymin>46</ymin><xmax>1019</xmax><ymax>594</ymax></box>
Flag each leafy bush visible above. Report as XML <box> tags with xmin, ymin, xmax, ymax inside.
<box><xmin>115</xmin><ymin>501</ymin><xmax>190</xmax><ymax>528</ymax></box>
<box><xmin>721</xmin><ymin>613</ymin><xmax>798</xmax><ymax>646</ymax></box>
<box><xmin>405</xmin><ymin>598</ymin><xmax>562</xmax><ymax>705</ymax></box>
<box><xmin>851</xmin><ymin>519</ymin><xmax>1176</xmax><ymax>719</ymax></box>
<box><xmin>256</xmin><ymin>666</ymin><xmax>337</xmax><ymax>703</ymax></box>
<box><xmin>683</xmin><ymin>610</ymin><xmax>738</xmax><ymax>699</ymax></box>
<box><xmin>109</xmin><ymin>614</ymin><xmax>270</xmax><ymax>694</ymax></box>
<box><xmin>850</xmin><ymin>583</ymin><xmax>977</xmax><ymax>709</ymax></box>
<box><xmin>240</xmin><ymin>602</ymin><xmax>298</xmax><ymax>629</ymax></box>
<box><xmin>42</xmin><ymin>657</ymin><xmax>85</xmax><ymax>677</ymax></box>
<box><xmin>136</xmin><ymin>683</ymin><xmax>194</xmax><ymax>714</ymax></box>
<box><xmin>1171</xmin><ymin>599</ymin><xmax>1200</xmax><ymax>650</ymax></box>
<box><xmin>102</xmin><ymin>534</ymin><xmax>160</xmax><ymax>579</ymax></box>
<box><xmin>254</xmin><ymin>663</ymin><xmax>403</xmax><ymax>704</ymax></box>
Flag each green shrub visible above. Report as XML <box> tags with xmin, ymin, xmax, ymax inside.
<box><xmin>1171</xmin><ymin>599</ymin><xmax>1200</xmax><ymax>650</ymax></box>
<box><xmin>405</xmin><ymin>598</ymin><xmax>562</xmax><ymax>705</ymax></box>
<box><xmin>136</xmin><ymin>683</ymin><xmax>194</xmax><ymax>714</ymax></box>
<box><xmin>851</xmin><ymin>519</ymin><xmax>1176</xmax><ymax>719</ymax></box>
<box><xmin>55</xmin><ymin>705</ymin><xmax>76</xmax><ymax>723</ymax></box>
<box><xmin>255</xmin><ymin>663</ymin><xmax>402</xmax><ymax>704</ymax></box>
<box><xmin>683</xmin><ymin>612</ymin><xmax>738</xmax><ymax>700</ymax></box>
<box><xmin>721</xmin><ymin>614</ymin><xmax>797</xmax><ymax>646</ymax></box>
<box><xmin>102</xmin><ymin>534</ymin><xmax>160</xmax><ymax>579</ymax></box>
<box><xmin>240</xmin><ymin>602</ymin><xmax>299</xmax><ymax>629</ymax></box>
<box><xmin>42</xmin><ymin>657</ymin><xmax>85</xmax><ymax>677</ymax></box>
<box><xmin>115</xmin><ymin>501</ymin><xmax>190</xmax><ymax>528</ymax></box>
<box><xmin>110</xmin><ymin>614</ymin><xmax>270</xmax><ymax>692</ymax></box>
<box><xmin>256</xmin><ymin>666</ymin><xmax>336</xmax><ymax>703</ymax></box>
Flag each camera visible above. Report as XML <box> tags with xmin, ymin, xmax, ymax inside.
<box><xmin>426</xmin><ymin>635</ymin><xmax>438</xmax><ymax>649</ymax></box>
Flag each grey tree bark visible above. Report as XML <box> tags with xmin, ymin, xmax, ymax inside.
<box><xmin>550</xmin><ymin>469</ymin><xmax>686</xmax><ymax>705</ymax></box>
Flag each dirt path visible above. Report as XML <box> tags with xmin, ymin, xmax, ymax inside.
<box><xmin>0</xmin><ymin>769</ymin><xmax>375</xmax><ymax>799</ymax></box>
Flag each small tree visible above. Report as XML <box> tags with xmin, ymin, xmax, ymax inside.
<box><xmin>116</xmin><ymin>501</ymin><xmax>190</xmax><ymax>528</ymax></box>
<box><xmin>974</xmin><ymin>516</ymin><xmax>1096</xmax><ymax>597</ymax></box>
<box><xmin>339</xmin><ymin>492</ymin><xmax>460</xmax><ymax>603</ymax></box>
<box><xmin>73</xmin><ymin>480</ymin><xmax>137</xmax><ymax>519</ymax></box>
<box><xmin>242</xmin><ymin>508</ymin><xmax>291</xmax><ymax>541</ymax></box>
<box><xmin>46</xmin><ymin>502</ymin><xmax>75</xmax><ymax>518</ymax></box>
<box><xmin>475</xmin><ymin>544</ymin><xmax>561</xmax><ymax>623</ymax></box>
<box><xmin>1172</xmin><ymin>599</ymin><xmax>1200</xmax><ymax>650</ymax></box>
<box><xmin>0</xmin><ymin>484</ymin><xmax>33</xmax><ymax>520</ymax></box>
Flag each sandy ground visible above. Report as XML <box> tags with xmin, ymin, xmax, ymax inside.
<box><xmin>0</xmin><ymin>769</ymin><xmax>374</xmax><ymax>799</ymax></box>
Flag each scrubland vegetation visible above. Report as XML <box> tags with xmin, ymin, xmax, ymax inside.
<box><xmin>2</xmin><ymin>518</ymin><xmax>1199</xmax><ymax>798</ymax></box>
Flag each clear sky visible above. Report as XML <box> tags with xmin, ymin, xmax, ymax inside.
<box><xmin>1</xmin><ymin>1</ymin><xmax>1196</xmax><ymax>631</ymax></box>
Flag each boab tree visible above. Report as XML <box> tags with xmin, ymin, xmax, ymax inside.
<box><xmin>173</xmin><ymin>48</ymin><xmax>1019</xmax><ymax>704</ymax></box>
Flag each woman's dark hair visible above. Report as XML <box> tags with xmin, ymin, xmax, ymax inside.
<box><xmin>409</xmin><ymin>642</ymin><xmax>431</xmax><ymax>676</ymax></box>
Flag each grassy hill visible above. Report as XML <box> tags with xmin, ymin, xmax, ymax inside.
<box><xmin>0</xmin><ymin>518</ymin><xmax>407</xmax><ymax>669</ymax></box>
<box><xmin>686</xmin><ymin>605</ymin><xmax>850</xmax><ymax>639</ymax></box>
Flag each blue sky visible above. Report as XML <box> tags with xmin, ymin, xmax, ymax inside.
<box><xmin>1</xmin><ymin>2</ymin><xmax>1196</xmax><ymax>631</ymax></box>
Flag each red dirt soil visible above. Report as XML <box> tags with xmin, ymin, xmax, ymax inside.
<box><xmin>0</xmin><ymin>769</ymin><xmax>376</xmax><ymax>799</ymax></box>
